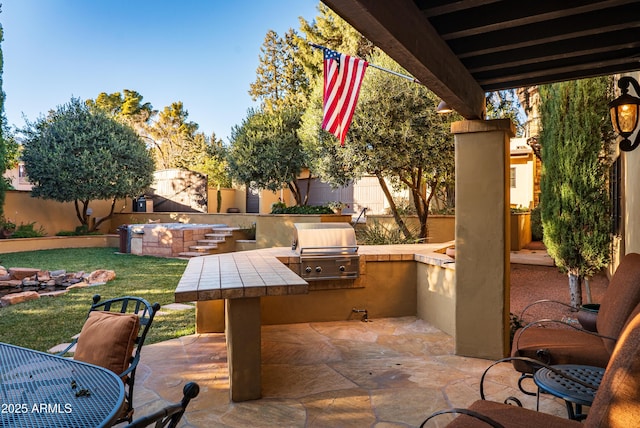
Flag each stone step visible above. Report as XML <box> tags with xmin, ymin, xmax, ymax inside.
<box><xmin>178</xmin><ymin>251</ymin><xmax>210</xmax><ymax>258</ymax></box>
<box><xmin>211</xmin><ymin>227</ymin><xmax>238</xmax><ymax>235</ymax></box>
<box><xmin>197</xmin><ymin>239</ymin><xmax>224</xmax><ymax>245</ymax></box>
<box><xmin>204</xmin><ymin>233</ymin><xmax>231</xmax><ymax>240</ymax></box>
<box><xmin>189</xmin><ymin>245</ymin><xmax>217</xmax><ymax>252</ymax></box>
<box><xmin>155</xmin><ymin>302</ymin><xmax>196</xmax><ymax>316</ymax></box>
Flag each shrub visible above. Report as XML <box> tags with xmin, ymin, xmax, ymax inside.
<box><xmin>271</xmin><ymin>204</ymin><xmax>333</xmax><ymax>214</ymax></box>
<box><xmin>531</xmin><ymin>204</ymin><xmax>543</xmax><ymax>241</ymax></box>
<box><xmin>356</xmin><ymin>219</ymin><xmax>424</xmax><ymax>245</ymax></box>
<box><xmin>385</xmin><ymin>197</ymin><xmax>416</xmax><ymax>216</ymax></box>
<box><xmin>10</xmin><ymin>222</ymin><xmax>47</xmax><ymax>238</ymax></box>
<box><xmin>510</xmin><ymin>206</ymin><xmax>530</xmax><ymax>213</ymax></box>
<box><xmin>239</xmin><ymin>222</ymin><xmax>256</xmax><ymax>240</ymax></box>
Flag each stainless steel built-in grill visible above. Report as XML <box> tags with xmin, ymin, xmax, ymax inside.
<box><xmin>292</xmin><ymin>223</ymin><xmax>359</xmax><ymax>281</ymax></box>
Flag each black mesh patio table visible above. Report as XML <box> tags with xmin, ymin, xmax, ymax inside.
<box><xmin>534</xmin><ymin>364</ymin><xmax>604</xmax><ymax>420</ymax></box>
<box><xmin>0</xmin><ymin>342</ymin><xmax>124</xmax><ymax>428</ymax></box>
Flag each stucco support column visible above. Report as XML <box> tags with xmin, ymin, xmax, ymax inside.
<box><xmin>453</xmin><ymin>119</ymin><xmax>514</xmax><ymax>360</ymax></box>
<box><xmin>225</xmin><ymin>297</ymin><xmax>261</xmax><ymax>401</ymax></box>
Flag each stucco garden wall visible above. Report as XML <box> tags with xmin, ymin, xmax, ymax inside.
<box><xmin>3</xmin><ymin>190</ymin><xmax>128</xmax><ymax>236</ymax></box>
<box><xmin>416</xmin><ymin>261</ymin><xmax>456</xmax><ymax>335</ymax></box>
<box><xmin>363</xmin><ymin>215</ymin><xmax>455</xmax><ymax>243</ymax></box>
<box><xmin>0</xmin><ymin>235</ymin><xmax>119</xmax><ymax>254</ymax></box>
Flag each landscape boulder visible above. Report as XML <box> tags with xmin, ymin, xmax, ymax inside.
<box><xmin>1</xmin><ymin>291</ymin><xmax>40</xmax><ymax>307</ymax></box>
<box><xmin>88</xmin><ymin>269</ymin><xmax>116</xmax><ymax>284</ymax></box>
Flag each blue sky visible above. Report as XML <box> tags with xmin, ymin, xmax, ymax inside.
<box><xmin>1</xmin><ymin>1</ymin><xmax>319</xmax><ymax>142</ymax></box>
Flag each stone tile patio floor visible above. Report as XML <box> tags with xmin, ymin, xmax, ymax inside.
<box><xmin>122</xmin><ymin>307</ymin><xmax>569</xmax><ymax>427</ymax></box>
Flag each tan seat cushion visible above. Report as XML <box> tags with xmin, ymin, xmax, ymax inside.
<box><xmin>74</xmin><ymin>311</ymin><xmax>140</xmax><ymax>376</ymax></box>
<box><xmin>511</xmin><ymin>326</ymin><xmax>610</xmax><ymax>373</ymax></box>
<box><xmin>445</xmin><ymin>400</ymin><xmax>582</xmax><ymax>427</ymax></box>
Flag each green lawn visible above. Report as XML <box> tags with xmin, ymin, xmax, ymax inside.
<box><xmin>0</xmin><ymin>247</ymin><xmax>194</xmax><ymax>351</ymax></box>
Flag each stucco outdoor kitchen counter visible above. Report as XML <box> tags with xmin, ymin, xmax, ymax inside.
<box><xmin>174</xmin><ymin>243</ymin><xmax>454</xmax><ymax>303</ymax></box>
<box><xmin>173</xmin><ymin>244</ymin><xmax>452</xmax><ymax>402</ymax></box>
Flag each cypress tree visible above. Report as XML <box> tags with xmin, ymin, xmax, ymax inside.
<box><xmin>540</xmin><ymin>77</ymin><xmax>614</xmax><ymax>308</ymax></box>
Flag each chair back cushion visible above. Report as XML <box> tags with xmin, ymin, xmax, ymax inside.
<box><xmin>74</xmin><ymin>311</ymin><xmax>141</xmax><ymax>376</ymax></box>
<box><xmin>597</xmin><ymin>253</ymin><xmax>640</xmax><ymax>354</ymax></box>
<box><xmin>586</xmin><ymin>311</ymin><xmax>640</xmax><ymax>427</ymax></box>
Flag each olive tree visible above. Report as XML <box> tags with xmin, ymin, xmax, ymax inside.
<box><xmin>21</xmin><ymin>98</ymin><xmax>155</xmax><ymax>232</ymax></box>
<box><xmin>299</xmin><ymin>51</ymin><xmax>458</xmax><ymax>240</ymax></box>
<box><xmin>227</xmin><ymin>107</ymin><xmax>307</xmax><ymax>205</ymax></box>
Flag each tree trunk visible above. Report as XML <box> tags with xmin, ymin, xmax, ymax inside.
<box><xmin>74</xmin><ymin>199</ymin><xmax>88</xmax><ymax>228</ymax></box>
<box><xmin>568</xmin><ymin>272</ymin><xmax>583</xmax><ymax>310</ymax></box>
<box><xmin>375</xmin><ymin>173</ymin><xmax>412</xmax><ymax>239</ymax></box>
<box><xmin>287</xmin><ymin>180</ymin><xmax>302</xmax><ymax>206</ymax></box>
<box><xmin>303</xmin><ymin>176</ymin><xmax>312</xmax><ymax>206</ymax></box>
<box><xmin>92</xmin><ymin>197</ymin><xmax>117</xmax><ymax>232</ymax></box>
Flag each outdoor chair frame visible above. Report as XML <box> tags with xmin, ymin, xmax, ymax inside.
<box><xmin>124</xmin><ymin>382</ymin><xmax>200</xmax><ymax>428</ymax></box>
<box><xmin>421</xmin><ymin>310</ymin><xmax>640</xmax><ymax>427</ymax></box>
<box><xmin>510</xmin><ymin>253</ymin><xmax>640</xmax><ymax>388</ymax></box>
<box><xmin>56</xmin><ymin>294</ymin><xmax>161</xmax><ymax>424</ymax></box>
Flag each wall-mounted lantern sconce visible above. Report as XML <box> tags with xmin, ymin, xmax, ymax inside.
<box><xmin>437</xmin><ymin>100</ymin><xmax>453</xmax><ymax>114</ymax></box>
<box><xmin>609</xmin><ymin>76</ymin><xmax>640</xmax><ymax>152</ymax></box>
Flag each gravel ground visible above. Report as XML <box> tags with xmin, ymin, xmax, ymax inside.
<box><xmin>510</xmin><ymin>260</ymin><xmax>609</xmax><ymax>325</ymax></box>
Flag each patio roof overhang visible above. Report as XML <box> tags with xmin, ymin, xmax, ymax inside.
<box><xmin>322</xmin><ymin>0</ymin><xmax>640</xmax><ymax>119</ymax></box>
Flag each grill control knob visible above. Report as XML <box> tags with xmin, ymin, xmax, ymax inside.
<box><xmin>305</xmin><ymin>266</ymin><xmax>312</xmax><ymax>273</ymax></box>
<box><xmin>315</xmin><ymin>266</ymin><xmax>322</xmax><ymax>273</ymax></box>
<box><xmin>339</xmin><ymin>265</ymin><xmax>346</xmax><ymax>272</ymax></box>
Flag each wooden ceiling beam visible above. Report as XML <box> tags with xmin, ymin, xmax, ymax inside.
<box><xmin>456</xmin><ymin>22</ymin><xmax>640</xmax><ymax>59</ymax></box>
<box><xmin>417</xmin><ymin>0</ymin><xmax>503</xmax><ymax>17</ymax></box>
<box><xmin>467</xmin><ymin>42</ymin><xmax>640</xmax><ymax>73</ymax></box>
<box><xmin>435</xmin><ymin>0</ymin><xmax>636</xmax><ymax>40</ymax></box>
<box><xmin>478</xmin><ymin>56</ymin><xmax>640</xmax><ymax>89</ymax></box>
<box><xmin>323</xmin><ymin>0</ymin><xmax>485</xmax><ymax>120</ymax></box>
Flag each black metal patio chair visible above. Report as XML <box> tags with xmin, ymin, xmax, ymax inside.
<box><xmin>420</xmin><ymin>310</ymin><xmax>640</xmax><ymax>427</ymax></box>
<box><xmin>124</xmin><ymin>382</ymin><xmax>200</xmax><ymax>428</ymax></box>
<box><xmin>56</xmin><ymin>294</ymin><xmax>161</xmax><ymax>424</ymax></box>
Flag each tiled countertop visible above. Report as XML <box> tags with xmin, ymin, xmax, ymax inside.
<box><xmin>175</xmin><ymin>251</ymin><xmax>308</xmax><ymax>302</ymax></box>
<box><xmin>174</xmin><ymin>242</ymin><xmax>455</xmax><ymax>303</ymax></box>
<box><xmin>260</xmin><ymin>242</ymin><xmax>455</xmax><ymax>267</ymax></box>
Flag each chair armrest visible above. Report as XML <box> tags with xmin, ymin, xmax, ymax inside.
<box><xmin>54</xmin><ymin>338</ymin><xmax>78</xmax><ymax>357</ymax></box>
<box><xmin>519</xmin><ymin>299</ymin><xmax>574</xmax><ymax>321</ymax></box>
<box><xmin>124</xmin><ymin>382</ymin><xmax>199</xmax><ymax>428</ymax></box>
<box><xmin>420</xmin><ymin>408</ymin><xmax>505</xmax><ymax>428</ymax></box>
<box><xmin>119</xmin><ymin>354</ymin><xmax>140</xmax><ymax>379</ymax></box>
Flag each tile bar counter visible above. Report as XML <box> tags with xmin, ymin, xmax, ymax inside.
<box><xmin>175</xmin><ymin>251</ymin><xmax>308</xmax><ymax>401</ymax></box>
<box><xmin>174</xmin><ymin>244</ymin><xmax>452</xmax><ymax>402</ymax></box>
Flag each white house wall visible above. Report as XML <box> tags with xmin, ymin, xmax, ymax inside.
<box><xmin>509</xmin><ymin>138</ymin><xmax>535</xmax><ymax>209</ymax></box>
<box><xmin>624</xmin><ymin>73</ymin><xmax>640</xmax><ymax>255</ymax></box>
<box><xmin>298</xmin><ymin>176</ymin><xmax>409</xmax><ymax>215</ymax></box>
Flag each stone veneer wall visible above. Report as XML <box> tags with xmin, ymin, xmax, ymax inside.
<box><xmin>131</xmin><ymin>225</ymin><xmax>214</xmax><ymax>257</ymax></box>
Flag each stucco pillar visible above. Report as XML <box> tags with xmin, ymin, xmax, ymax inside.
<box><xmin>453</xmin><ymin>119</ymin><xmax>514</xmax><ymax>360</ymax></box>
<box><xmin>225</xmin><ymin>297</ymin><xmax>261</xmax><ymax>401</ymax></box>
<box><xmin>195</xmin><ymin>300</ymin><xmax>225</xmax><ymax>333</ymax></box>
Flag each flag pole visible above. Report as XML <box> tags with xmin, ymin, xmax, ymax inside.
<box><xmin>308</xmin><ymin>42</ymin><xmax>421</xmax><ymax>85</ymax></box>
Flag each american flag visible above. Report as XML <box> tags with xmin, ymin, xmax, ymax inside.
<box><xmin>321</xmin><ymin>48</ymin><xmax>368</xmax><ymax>145</ymax></box>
